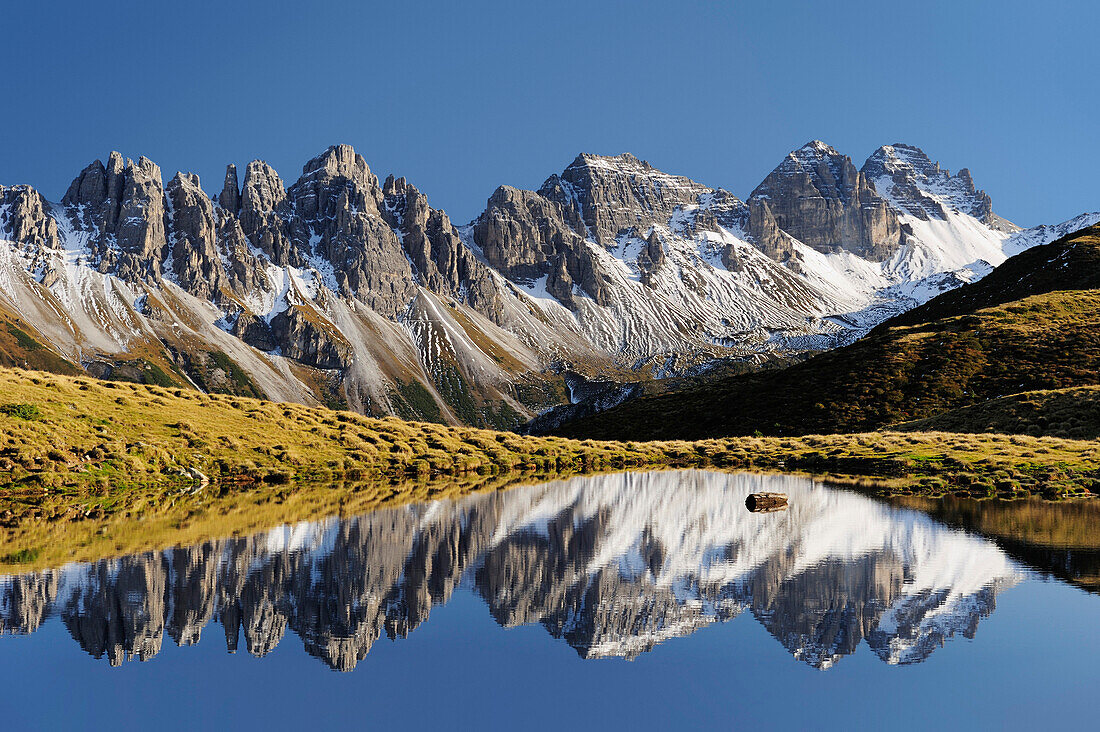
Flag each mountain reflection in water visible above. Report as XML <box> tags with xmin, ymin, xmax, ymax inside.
<box><xmin>0</xmin><ymin>471</ymin><xmax>1024</xmax><ymax>671</ymax></box>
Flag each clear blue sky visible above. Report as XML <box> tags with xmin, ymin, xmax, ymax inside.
<box><xmin>3</xmin><ymin>0</ymin><xmax>1096</xmax><ymax>227</ymax></box>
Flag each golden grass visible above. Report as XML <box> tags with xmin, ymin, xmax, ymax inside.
<box><xmin>0</xmin><ymin>365</ymin><xmax>1097</xmax><ymax>562</ymax></box>
<box><xmin>0</xmin><ymin>468</ymin><xmax>631</xmax><ymax>572</ymax></box>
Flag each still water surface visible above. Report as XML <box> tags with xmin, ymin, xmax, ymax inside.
<box><xmin>1</xmin><ymin>470</ymin><xmax>1097</xmax><ymax>730</ymax></box>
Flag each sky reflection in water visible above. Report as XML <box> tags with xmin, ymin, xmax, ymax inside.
<box><xmin>0</xmin><ymin>470</ymin><xmax>1096</xmax><ymax>730</ymax></box>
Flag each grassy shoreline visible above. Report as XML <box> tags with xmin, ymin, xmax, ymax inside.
<box><xmin>1</xmin><ymin>366</ymin><xmax>1098</xmax><ymax>570</ymax></box>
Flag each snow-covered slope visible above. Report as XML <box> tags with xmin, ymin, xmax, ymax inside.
<box><xmin>0</xmin><ymin>470</ymin><xmax>1023</xmax><ymax>669</ymax></box>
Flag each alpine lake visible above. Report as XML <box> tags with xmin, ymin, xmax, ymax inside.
<box><xmin>1</xmin><ymin>470</ymin><xmax>1097</xmax><ymax>730</ymax></box>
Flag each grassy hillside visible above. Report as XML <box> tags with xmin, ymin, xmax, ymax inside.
<box><xmin>0</xmin><ymin>367</ymin><xmax>697</xmax><ymax>493</ymax></box>
<box><xmin>552</xmin><ymin>226</ymin><xmax>1100</xmax><ymax>441</ymax></box>
<box><xmin>553</xmin><ymin>288</ymin><xmax>1100</xmax><ymax>439</ymax></box>
<box><xmin>894</xmin><ymin>386</ymin><xmax>1100</xmax><ymax>440</ymax></box>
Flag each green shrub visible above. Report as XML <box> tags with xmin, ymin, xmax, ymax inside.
<box><xmin>0</xmin><ymin>403</ymin><xmax>41</xmax><ymax>419</ymax></box>
<box><xmin>1</xmin><ymin>547</ymin><xmax>40</xmax><ymax>564</ymax></box>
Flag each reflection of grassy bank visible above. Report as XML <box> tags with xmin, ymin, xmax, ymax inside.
<box><xmin>895</xmin><ymin>495</ymin><xmax>1100</xmax><ymax>549</ymax></box>
<box><xmin>1</xmin><ymin>367</ymin><xmax>1099</xmax><ymax>565</ymax></box>
<box><xmin>0</xmin><ymin>471</ymin><xmax>590</xmax><ymax>573</ymax></box>
<box><xmin>891</xmin><ymin>495</ymin><xmax>1100</xmax><ymax>591</ymax></box>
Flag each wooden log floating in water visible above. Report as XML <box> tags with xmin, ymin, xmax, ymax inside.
<box><xmin>746</xmin><ymin>492</ymin><xmax>788</xmax><ymax>513</ymax></box>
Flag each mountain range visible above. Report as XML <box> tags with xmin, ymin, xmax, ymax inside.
<box><xmin>1</xmin><ymin>141</ymin><xmax>1095</xmax><ymax>427</ymax></box>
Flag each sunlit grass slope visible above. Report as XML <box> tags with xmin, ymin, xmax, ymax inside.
<box><xmin>1</xmin><ymin>364</ymin><xmax>1098</xmax><ymax>543</ymax></box>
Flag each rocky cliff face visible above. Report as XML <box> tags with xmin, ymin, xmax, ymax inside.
<box><xmin>62</xmin><ymin>153</ymin><xmax>171</xmax><ymax>283</ymax></box>
<box><xmin>544</xmin><ymin>153</ymin><xmax>710</xmax><ymax>246</ymax></box>
<box><xmin>0</xmin><ymin>141</ymin><xmax>1087</xmax><ymax>425</ymax></box>
<box><xmin>0</xmin><ymin>471</ymin><xmax>1021</xmax><ymax>670</ymax></box>
<box><xmin>748</xmin><ymin>141</ymin><xmax>903</xmax><ymax>261</ymax></box>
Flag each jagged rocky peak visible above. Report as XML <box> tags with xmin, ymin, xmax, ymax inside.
<box><xmin>62</xmin><ymin>150</ymin><xmax>126</xmax><ymax>222</ymax></box>
<box><xmin>381</xmin><ymin>173</ymin><xmax>406</xmax><ymax>196</ymax></box>
<box><xmin>57</xmin><ymin>151</ymin><xmax>170</xmax><ymax>281</ymax></box>
<box><xmin>292</xmin><ymin>144</ymin><xmax>383</xmax><ymax>220</ymax></box>
<box><xmin>269</xmin><ymin>144</ymin><xmax>411</xmax><ymax>316</ymax></box>
<box><xmin>113</xmin><ymin>156</ymin><xmax>167</xmax><ymax>260</ymax></box>
<box><xmin>472</xmin><ymin>180</ymin><xmax>613</xmax><ymax>308</ymax></box>
<box><xmin>381</xmin><ymin>172</ymin><xmax>479</xmax><ymax>302</ymax></box>
<box><xmin>0</xmin><ymin>184</ymin><xmax>59</xmax><ymax>253</ymax></box>
<box><xmin>303</xmin><ymin>143</ymin><xmax>375</xmax><ymax>185</ymax></box>
<box><xmin>218</xmin><ymin>164</ymin><xmax>240</xmax><ymax>213</ymax></box>
<box><xmin>539</xmin><ymin>152</ymin><xmax>710</xmax><ymax>245</ymax></box>
<box><xmin>233</xmin><ymin>159</ymin><xmax>294</xmax><ymax>270</ymax></box>
<box><xmin>62</xmin><ymin>151</ymin><xmax>164</xmax><ymax>227</ymax></box>
<box><xmin>748</xmin><ymin>140</ymin><xmax>902</xmax><ymax>261</ymax></box>
<box><xmin>472</xmin><ymin>184</ymin><xmax>585</xmax><ymax>280</ymax></box>
<box><xmin>470</xmin><ymin>151</ymin><xmax>725</xmax><ymax>310</ymax></box>
<box><xmin>165</xmin><ymin>171</ymin><xmax>224</xmax><ymax>299</ymax></box>
<box><xmin>240</xmin><ymin>159</ymin><xmax>286</xmax><ymax>213</ymax></box>
<box><xmin>861</xmin><ymin>143</ymin><xmax>1016</xmax><ymax>231</ymax></box>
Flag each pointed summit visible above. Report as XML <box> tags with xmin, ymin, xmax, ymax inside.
<box><xmin>793</xmin><ymin>139</ymin><xmax>842</xmax><ymax>158</ymax></box>
<box><xmin>218</xmin><ymin>164</ymin><xmax>240</xmax><ymax>213</ymax></box>
<box><xmin>753</xmin><ymin>140</ymin><xmax>854</xmax><ymax>202</ymax></box>
<box><xmin>240</xmin><ymin>160</ymin><xmax>286</xmax><ymax>213</ymax></box>
<box><xmin>301</xmin><ymin>144</ymin><xmax>373</xmax><ymax>184</ymax></box>
<box><xmin>748</xmin><ymin>142</ymin><xmax>901</xmax><ymax>260</ymax></box>
<box><xmin>861</xmin><ymin>144</ymin><xmax>1015</xmax><ymax>230</ymax></box>
<box><xmin>563</xmin><ymin>151</ymin><xmax>652</xmax><ymax>175</ymax></box>
<box><xmin>538</xmin><ymin>152</ymin><xmax>708</xmax><ymax>245</ymax></box>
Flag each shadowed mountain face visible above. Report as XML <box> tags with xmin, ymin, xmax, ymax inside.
<box><xmin>0</xmin><ymin>471</ymin><xmax>1024</xmax><ymax>671</ymax></box>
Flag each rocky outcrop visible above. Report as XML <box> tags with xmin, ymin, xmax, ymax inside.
<box><xmin>166</xmin><ymin>173</ymin><xmax>224</xmax><ymax>300</ymax></box>
<box><xmin>0</xmin><ymin>185</ymin><xmax>60</xmax><ymax>255</ymax></box>
<box><xmin>218</xmin><ymin>164</ymin><xmax>240</xmax><ymax>214</ymax></box>
<box><xmin>746</xmin><ymin>196</ymin><xmax>796</xmax><ymax>262</ymax></box>
<box><xmin>237</xmin><ymin>159</ymin><xmax>291</xmax><ymax>264</ymax></box>
<box><xmin>471</xmin><ymin>153</ymin><xmax>718</xmax><ymax>308</ymax></box>
<box><xmin>62</xmin><ymin>153</ymin><xmax>170</xmax><ymax>283</ymax></box>
<box><xmin>215</xmin><ymin>211</ymin><xmax>269</xmax><ymax>297</ymax></box>
<box><xmin>61</xmin><ymin>151</ymin><xmax>127</xmax><ymax>231</ymax></box>
<box><xmin>382</xmin><ymin>174</ymin><xmax>503</xmax><ymax>318</ymax></box>
<box><xmin>748</xmin><ymin>141</ymin><xmax>902</xmax><ymax>261</ymax></box>
<box><xmin>472</xmin><ymin>185</ymin><xmax>585</xmax><ymax>282</ymax></box>
<box><xmin>268</xmin><ymin>304</ymin><xmax>352</xmax><ymax>370</ymax></box>
<box><xmin>284</xmin><ymin>145</ymin><xmax>414</xmax><ymax>316</ymax></box>
<box><xmin>471</xmin><ymin>182</ymin><xmax>613</xmax><ymax>308</ymax></box>
<box><xmin>542</xmin><ymin>153</ymin><xmax>708</xmax><ymax>246</ymax></box>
